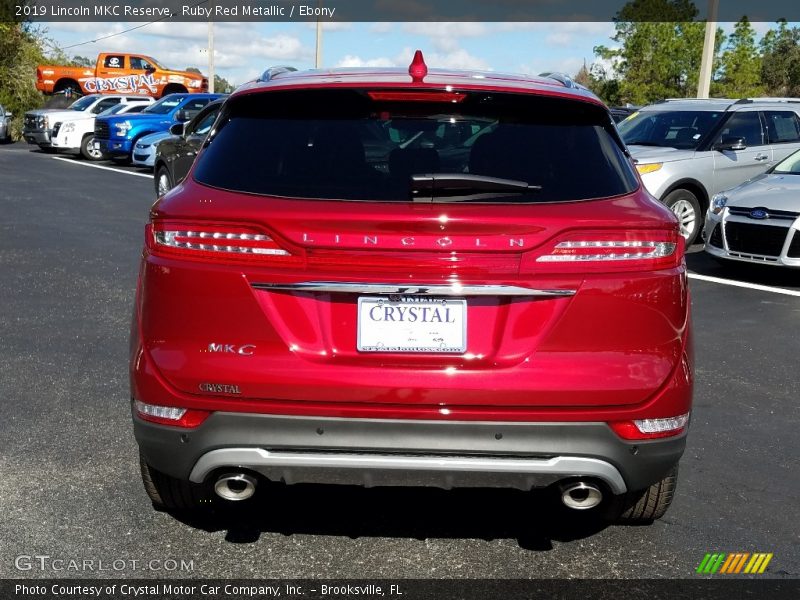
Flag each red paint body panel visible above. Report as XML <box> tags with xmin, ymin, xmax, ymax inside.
<box><xmin>131</xmin><ymin>67</ymin><xmax>693</xmax><ymax>426</ymax></box>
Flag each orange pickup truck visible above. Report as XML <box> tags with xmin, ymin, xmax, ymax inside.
<box><xmin>36</xmin><ymin>53</ymin><xmax>208</xmax><ymax>98</ymax></box>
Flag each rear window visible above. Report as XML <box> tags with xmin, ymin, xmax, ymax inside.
<box><xmin>194</xmin><ymin>89</ymin><xmax>638</xmax><ymax>203</ymax></box>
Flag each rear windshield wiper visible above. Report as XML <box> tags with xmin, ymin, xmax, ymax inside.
<box><xmin>410</xmin><ymin>173</ymin><xmax>542</xmax><ymax>203</ymax></box>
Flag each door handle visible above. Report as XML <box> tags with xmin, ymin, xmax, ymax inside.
<box><xmin>754</xmin><ymin>154</ymin><xmax>769</xmax><ymax>161</ymax></box>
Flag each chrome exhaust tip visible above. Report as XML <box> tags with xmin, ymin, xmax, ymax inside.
<box><xmin>214</xmin><ymin>473</ymin><xmax>257</xmax><ymax>501</ymax></box>
<box><xmin>560</xmin><ymin>481</ymin><xmax>603</xmax><ymax>510</ymax></box>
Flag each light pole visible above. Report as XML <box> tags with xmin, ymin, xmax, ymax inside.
<box><xmin>697</xmin><ymin>0</ymin><xmax>719</xmax><ymax>98</ymax></box>
<box><xmin>208</xmin><ymin>19</ymin><xmax>215</xmax><ymax>93</ymax></box>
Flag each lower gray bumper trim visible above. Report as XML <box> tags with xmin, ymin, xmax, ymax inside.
<box><xmin>188</xmin><ymin>448</ymin><xmax>627</xmax><ymax>493</ymax></box>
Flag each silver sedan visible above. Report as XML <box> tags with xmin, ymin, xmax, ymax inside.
<box><xmin>704</xmin><ymin>149</ymin><xmax>800</xmax><ymax>267</ymax></box>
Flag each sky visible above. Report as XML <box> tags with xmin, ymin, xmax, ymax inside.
<box><xmin>42</xmin><ymin>21</ymin><xmax>777</xmax><ymax>87</ymax></box>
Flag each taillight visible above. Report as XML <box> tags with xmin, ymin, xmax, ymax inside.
<box><xmin>530</xmin><ymin>229</ymin><xmax>683</xmax><ymax>272</ymax></box>
<box><xmin>146</xmin><ymin>222</ymin><xmax>300</xmax><ymax>265</ymax></box>
<box><xmin>608</xmin><ymin>412</ymin><xmax>690</xmax><ymax>440</ymax></box>
<box><xmin>134</xmin><ymin>400</ymin><xmax>210</xmax><ymax>428</ymax></box>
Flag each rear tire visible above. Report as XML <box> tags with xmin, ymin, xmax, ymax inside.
<box><xmin>80</xmin><ymin>134</ymin><xmax>104</xmax><ymax>161</ymax></box>
<box><xmin>663</xmin><ymin>189</ymin><xmax>702</xmax><ymax>246</ymax></box>
<box><xmin>54</xmin><ymin>79</ymin><xmax>82</xmax><ymax>98</ymax></box>
<box><xmin>139</xmin><ymin>453</ymin><xmax>211</xmax><ymax>511</ymax></box>
<box><xmin>614</xmin><ymin>465</ymin><xmax>679</xmax><ymax>524</ymax></box>
<box><xmin>155</xmin><ymin>165</ymin><xmax>173</xmax><ymax>197</ymax></box>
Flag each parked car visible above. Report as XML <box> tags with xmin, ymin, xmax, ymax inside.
<box><xmin>131</xmin><ymin>53</ymin><xmax>692</xmax><ymax>524</ymax></box>
<box><xmin>610</xmin><ymin>106</ymin><xmax>637</xmax><ymax>123</ymax></box>
<box><xmin>94</xmin><ymin>93</ymin><xmax>222</xmax><ymax>162</ymax></box>
<box><xmin>0</xmin><ymin>104</ymin><xmax>11</xmax><ymax>143</ymax></box>
<box><xmin>704</xmin><ymin>148</ymin><xmax>800</xmax><ymax>267</ymax></box>
<box><xmin>619</xmin><ymin>98</ymin><xmax>800</xmax><ymax>245</ymax></box>
<box><xmin>153</xmin><ymin>98</ymin><xmax>225</xmax><ymax>195</ymax></box>
<box><xmin>36</xmin><ymin>52</ymin><xmax>207</xmax><ymax>98</ymax></box>
<box><xmin>23</xmin><ymin>94</ymin><xmax>148</xmax><ymax>150</ymax></box>
<box><xmin>49</xmin><ymin>98</ymin><xmax>153</xmax><ymax>160</ymax></box>
<box><xmin>132</xmin><ymin>131</ymin><xmax>171</xmax><ymax>169</ymax></box>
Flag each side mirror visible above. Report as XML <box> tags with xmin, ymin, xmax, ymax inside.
<box><xmin>5</xmin><ymin>112</ymin><xmax>11</xmax><ymax>119</ymax></box>
<box><xmin>175</xmin><ymin>109</ymin><xmax>198</xmax><ymax>123</ymax></box>
<box><xmin>714</xmin><ymin>136</ymin><xmax>747</xmax><ymax>152</ymax></box>
<box><xmin>145</xmin><ymin>67</ymin><xmax>156</xmax><ymax>74</ymax></box>
<box><xmin>169</xmin><ymin>122</ymin><xmax>185</xmax><ymax>136</ymax></box>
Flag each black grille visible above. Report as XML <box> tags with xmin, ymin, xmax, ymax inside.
<box><xmin>724</xmin><ymin>222</ymin><xmax>790</xmax><ymax>257</ymax></box>
<box><xmin>94</xmin><ymin>121</ymin><xmax>110</xmax><ymax>139</ymax></box>
<box><xmin>708</xmin><ymin>224</ymin><xmax>723</xmax><ymax>248</ymax></box>
<box><xmin>24</xmin><ymin>114</ymin><xmax>38</xmax><ymax>131</ymax></box>
<box><xmin>788</xmin><ymin>232</ymin><xmax>800</xmax><ymax>258</ymax></box>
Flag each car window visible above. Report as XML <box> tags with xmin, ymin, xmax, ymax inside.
<box><xmin>194</xmin><ymin>89</ymin><xmax>638</xmax><ymax>203</ymax></box>
<box><xmin>188</xmin><ymin>109</ymin><xmax>219</xmax><ymax>136</ymax></box>
<box><xmin>182</xmin><ymin>99</ymin><xmax>211</xmax><ymax>112</ymax></box>
<box><xmin>144</xmin><ymin>96</ymin><xmax>184</xmax><ymax>115</ymax></box>
<box><xmin>717</xmin><ymin>112</ymin><xmax>765</xmax><ymax>147</ymax></box>
<box><xmin>91</xmin><ymin>98</ymin><xmax>121</xmax><ymax>114</ymax></box>
<box><xmin>764</xmin><ymin>111</ymin><xmax>800</xmax><ymax>144</ymax></box>
<box><xmin>619</xmin><ymin>110</ymin><xmax>723</xmax><ymax>149</ymax></box>
<box><xmin>69</xmin><ymin>96</ymin><xmax>99</xmax><ymax>112</ymax></box>
<box><xmin>129</xmin><ymin>57</ymin><xmax>153</xmax><ymax>71</ymax></box>
<box><xmin>772</xmin><ymin>149</ymin><xmax>800</xmax><ymax>174</ymax></box>
<box><xmin>103</xmin><ymin>55</ymin><xmax>125</xmax><ymax>69</ymax></box>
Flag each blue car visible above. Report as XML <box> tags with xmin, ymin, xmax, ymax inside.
<box><xmin>94</xmin><ymin>93</ymin><xmax>222</xmax><ymax>161</ymax></box>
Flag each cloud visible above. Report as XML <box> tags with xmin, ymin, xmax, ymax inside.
<box><xmin>369</xmin><ymin>23</ymin><xmax>394</xmax><ymax>34</ymax></box>
<box><xmin>396</xmin><ymin>47</ymin><xmax>490</xmax><ymax>71</ymax></box>
<box><xmin>336</xmin><ymin>55</ymin><xmax>395</xmax><ymax>68</ymax></box>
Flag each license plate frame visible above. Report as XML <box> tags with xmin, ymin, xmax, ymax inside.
<box><xmin>357</xmin><ymin>296</ymin><xmax>467</xmax><ymax>353</ymax></box>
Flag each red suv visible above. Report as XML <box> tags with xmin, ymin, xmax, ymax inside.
<box><xmin>131</xmin><ymin>53</ymin><xmax>692</xmax><ymax>523</ymax></box>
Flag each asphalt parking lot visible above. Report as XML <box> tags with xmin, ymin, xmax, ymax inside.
<box><xmin>1</xmin><ymin>141</ymin><xmax>798</xmax><ymax>580</ymax></box>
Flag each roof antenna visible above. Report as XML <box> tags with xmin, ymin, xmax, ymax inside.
<box><xmin>408</xmin><ymin>50</ymin><xmax>428</xmax><ymax>83</ymax></box>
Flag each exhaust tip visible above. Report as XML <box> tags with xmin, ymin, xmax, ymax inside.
<box><xmin>560</xmin><ymin>481</ymin><xmax>603</xmax><ymax>510</ymax></box>
<box><xmin>214</xmin><ymin>473</ymin><xmax>257</xmax><ymax>501</ymax></box>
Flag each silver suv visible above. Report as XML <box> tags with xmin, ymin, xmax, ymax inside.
<box><xmin>619</xmin><ymin>98</ymin><xmax>800</xmax><ymax>245</ymax></box>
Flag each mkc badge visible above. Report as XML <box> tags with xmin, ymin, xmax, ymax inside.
<box><xmin>206</xmin><ymin>343</ymin><xmax>255</xmax><ymax>356</ymax></box>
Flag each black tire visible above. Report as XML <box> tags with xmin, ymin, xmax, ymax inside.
<box><xmin>139</xmin><ymin>453</ymin><xmax>211</xmax><ymax>511</ymax></box>
<box><xmin>614</xmin><ymin>465</ymin><xmax>679</xmax><ymax>524</ymax></box>
<box><xmin>162</xmin><ymin>84</ymin><xmax>188</xmax><ymax>97</ymax></box>
<box><xmin>80</xmin><ymin>134</ymin><xmax>105</xmax><ymax>161</ymax></box>
<box><xmin>663</xmin><ymin>189</ymin><xmax>703</xmax><ymax>246</ymax></box>
<box><xmin>54</xmin><ymin>79</ymin><xmax>82</xmax><ymax>98</ymax></box>
<box><xmin>155</xmin><ymin>164</ymin><xmax>173</xmax><ymax>197</ymax></box>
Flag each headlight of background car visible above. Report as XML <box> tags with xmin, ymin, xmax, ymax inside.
<box><xmin>711</xmin><ymin>194</ymin><xmax>728</xmax><ymax>215</ymax></box>
<box><xmin>114</xmin><ymin>121</ymin><xmax>132</xmax><ymax>137</ymax></box>
<box><xmin>635</xmin><ymin>162</ymin><xmax>663</xmax><ymax>175</ymax></box>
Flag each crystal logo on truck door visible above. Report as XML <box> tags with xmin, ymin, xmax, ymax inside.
<box><xmin>81</xmin><ymin>74</ymin><xmax>157</xmax><ymax>94</ymax></box>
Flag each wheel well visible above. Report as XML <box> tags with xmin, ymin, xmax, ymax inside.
<box><xmin>661</xmin><ymin>180</ymin><xmax>709</xmax><ymax>213</ymax></box>
<box><xmin>53</xmin><ymin>78</ymin><xmax>81</xmax><ymax>94</ymax></box>
<box><xmin>162</xmin><ymin>84</ymin><xmax>188</xmax><ymax>96</ymax></box>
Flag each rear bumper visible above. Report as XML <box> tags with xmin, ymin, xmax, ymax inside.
<box><xmin>134</xmin><ymin>411</ymin><xmax>686</xmax><ymax>493</ymax></box>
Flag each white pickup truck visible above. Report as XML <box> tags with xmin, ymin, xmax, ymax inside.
<box><xmin>23</xmin><ymin>94</ymin><xmax>153</xmax><ymax>159</ymax></box>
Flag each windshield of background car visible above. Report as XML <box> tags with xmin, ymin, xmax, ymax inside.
<box><xmin>144</xmin><ymin>96</ymin><xmax>183</xmax><ymax>115</ymax></box>
<box><xmin>772</xmin><ymin>149</ymin><xmax>800</xmax><ymax>174</ymax></box>
<box><xmin>619</xmin><ymin>109</ymin><xmax>724</xmax><ymax>150</ymax></box>
<box><xmin>193</xmin><ymin>89</ymin><xmax>638</xmax><ymax>203</ymax></box>
<box><xmin>69</xmin><ymin>96</ymin><xmax>97</xmax><ymax>112</ymax></box>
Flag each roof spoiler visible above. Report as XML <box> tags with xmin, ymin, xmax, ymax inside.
<box><xmin>538</xmin><ymin>71</ymin><xmax>586</xmax><ymax>90</ymax></box>
<box><xmin>258</xmin><ymin>66</ymin><xmax>298</xmax><ymax>83</ymax></box>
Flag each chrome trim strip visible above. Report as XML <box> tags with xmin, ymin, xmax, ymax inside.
<box><xmin>252</xmin><ymin>282</ymin><xmax>575</xmax><ymax>297</ymax></box>
<box><xmin>189</xmin><ymin>448</ymin><xmax>627</xmax><ymax>493</ymax></box>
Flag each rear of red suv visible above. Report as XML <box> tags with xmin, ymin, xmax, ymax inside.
<box><xmin>131</xmin><ymin>55</ymin><xmax>692</xmax><ymax>523</ymax></box>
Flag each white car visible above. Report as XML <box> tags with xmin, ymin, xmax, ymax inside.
<box><xmin>49</xmin><ymin>97</ymin><xmax>153</xmax><ymax>160</ymax></box>
<box><xmin>132</xmin><ymin>131</ymin><xmax>171</xmax><ymax>168</ymax></box>
<box><xmin>704</xmin><ymin>149</ymin><xmax>800</xmax><ymax>268</ymax></box>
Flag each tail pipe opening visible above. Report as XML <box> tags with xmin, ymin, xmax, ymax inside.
<box><xmin>559</xmin><ymin>481</ymin><xmax>603</xmax><ymax>510</ymax></box>
<box><xmin>214</xmin><ymin>473</ymin><xmax>257</xmax><ymax>501</ymax></box>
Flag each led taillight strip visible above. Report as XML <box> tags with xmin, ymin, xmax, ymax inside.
<box><xmin>155</xmin><ymin>230</ymin><xmax>290</xmax><ymax>255</ymax></box>
<box><xmin>537</xmin><ymin>240</ymin><xmax>677</xmax><ymax>262</ymax></box>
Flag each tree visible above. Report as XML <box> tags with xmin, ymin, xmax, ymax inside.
<box><xmin>594</xmin><ymin>0</ymin><xmax>723</xmax><ymax>104</ymax></box>
<box><xmin>716</xmin><ymin>17</ymin><xmax>763</xmax><ymax>98</ymax></box>
<box><xmin>0</xmin><ymin>21</ymin><xmax>47</xmax><ymax>139</ymax></box>
<box><xmin>760</xmin><ymin>20</ymin><xmax>800</xmax><ymax>96</ymax></box>
<box><xmin>71</xmin><ymin>55</ymin><xmax>95</xmax><ymax>67</ymax></box>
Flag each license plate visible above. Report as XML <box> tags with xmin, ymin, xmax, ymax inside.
<box><xmin>357</xmin><ymin>296</ymin><xmax>466</xmax><ymax>353</ymax></box>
